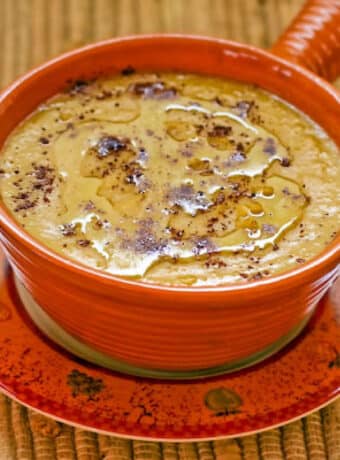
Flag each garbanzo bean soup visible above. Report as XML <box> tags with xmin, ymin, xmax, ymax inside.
<box><xmin>0</xmin><ymin>72</ymin><xmax>339</xmax><ymax>285</ymax></box>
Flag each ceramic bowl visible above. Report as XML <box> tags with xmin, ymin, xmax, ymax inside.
<box><xmin>0</xmin><ymin>0</ymin><xmax>339</xmax><ymax>378</ymax></box>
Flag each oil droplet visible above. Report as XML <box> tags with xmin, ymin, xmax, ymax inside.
<box><xmin>166</xmin><ymin>121</ymin><xmax>197</xmax><ymax>141</ymax></box>
<box><xmin>188</xmin><ymin>158</ymin><xmax>211</xmax><ymax>171</ymax></box>
<box><xmin>262</xmin><ymin>185</ymin><xmax>274</xmax><ymax>197</ymax></box>
<box><xmin>182</xmin><ymin>83</ymin><xmax>218</xmax><ymax>101</ymax></box>
<box><xmin>88</xmin><ymin>98</ymin><xmax>141</xmax><ymax>123</ymax></box>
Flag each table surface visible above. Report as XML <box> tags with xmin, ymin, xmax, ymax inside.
<box><xmin>0</xmin><ymin>0</ymin><xmax>339</xmax><ymax>459</ymax></box>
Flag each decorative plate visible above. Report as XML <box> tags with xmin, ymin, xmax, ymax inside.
<box><xmin>0</xmin><ymin>247</ymin><xmax>339</xmax><ymax>441</ymax></box>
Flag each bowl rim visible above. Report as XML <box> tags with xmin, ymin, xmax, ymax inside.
<box><xmin>0</xmin><ymin>33</ymin><xmax>339</xmax><ymax>295</ymax></box>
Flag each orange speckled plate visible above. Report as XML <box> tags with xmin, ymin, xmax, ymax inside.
<box><xmin>0</xmin><ymin>247</ymin><xmax>339</xmax><ymax>441</ymax></box>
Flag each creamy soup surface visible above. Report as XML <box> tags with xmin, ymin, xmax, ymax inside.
<box><xmin>0</xmin><ymin>72</ymin><xmax>339</xmax><ymax>285</ymax></box>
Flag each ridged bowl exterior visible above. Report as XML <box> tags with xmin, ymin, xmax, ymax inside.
<box><xmin>0</xmin><ymin>35</ymin><xmax>339</xmax><ymax>373</ymax></box>
<box><xmin>272</xmin><ymin>0</ymin><xmax>340</xmax><ymax>81</ymax></box>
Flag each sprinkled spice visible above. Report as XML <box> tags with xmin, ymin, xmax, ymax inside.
<box><xmin>84</xmin><ymin>200</ymin><xmax>96</xmax><ymax>211</ymax></box>
<box><xmin>95</xmin><ymin>90</ymin><xmax>113</xmax><ymax>100</ymax></box>
<box><xmin>214</xmin><ymin>191</ymin><xmax>225</xmax><ymax>205</ymax></box>
<box><xmin>250</xmin><ymin>272</ymin><xmax>263</xmax><ymax>281</ymax></box>
<box><xmin>96</xmin><ymin>136</ymin><xmax>127</xmax><ymax>158</ymax></box>
<box><xmin>192</xmin><ymin>237</ymin><xmax>216</xmax><ymax>256</ymax></box>
<box><xmin>281</xmin><ymin>157</ymin><xmax>291</xmax><ymax>167</ymax></box>
<box><xmin>39</xmin><ymin>137</ymin><xmax>50</xmax><ymax>145</ymax></box>
<box><xmin>14</xmin><ymin>199</ymin><xmax>37</xmax><ymax>212</ymax></box>
<box><xmin>296</xmin><ymin>258</ymin><xmax>306</xmax><ymax>264</ymax></box>
<box><xmin>234</xmin><ymin>100</ymin><xmax>254</xmax><ymax>118</ymax></box>
<box><xmin>129</xmin><ymin>81</ymin><xmax>177</xmax><ymax>99</ymax></box>
<box><xmin>123</xmin><ymin>224</ymin><xmax>167</xmax><ymax>255</ymax></box>
<box><xmin>224</xmin><ymin>151</ymin><xmax>246</xmax><ymax>167</ymax></box>
<box><xmin>60</xmin><ymin>223</ymin><xmax>77</xmax><ymax>236</ymax></box>
<box><xmin>137</xmin><ymin>148</ymin><xmax>149</xmax><ymax>163</ymax></box>
<box><xmin>263</xmin><ymin>137</ymin><xmax>276</xmax><ymax>156</ymax></box>
<box><xmin>181</xmin><ymin>149</ymin><xmax>193</xmax><ymax>158</ymax></box>
<box><xmin>167</xmin><ymin>184</ymin><xmax>211</xmax><ymax>215</ymax></box>
<box><xmin>262</xmin><ymin>224</ymin><xmax>277</xmax><ymax>235</ymax></box>
<box><xmin>69</xmin><ymin>79</ymin><xmax>89</xmax><ymax>95</ymax></box>
<box><xmin>209</xmin><ymin>125</ymin><xmax>232</xmax><ymax>137</ymax></box>
<box><xmin>205</xmin><ymin>257</ymin><xmax>227</xmax><ymax>268</ymax></box>
<box><xmin>76</xmin><ymin>239</ymin><xmax>91</xmax><ymax>247</ymax></box>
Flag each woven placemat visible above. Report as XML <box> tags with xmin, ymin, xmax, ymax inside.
<box><xmin>0</xmin><ymin>0</ymin><xmax>339</xmax><ymax>458</ymax></box>
<box><xmin>0</xmin><ymin>396</ymin><xmax>339</xmax><ymax>459</ymax></box>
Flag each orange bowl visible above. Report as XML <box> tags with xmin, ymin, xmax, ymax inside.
<box><xmin>0</xmin><ymin>4</ymin><xmax>339</xmax><ymax>378</ymax></box>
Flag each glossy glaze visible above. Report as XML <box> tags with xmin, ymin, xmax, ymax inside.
<box><xmin>0</xmin><ymin>0</ymin><xmax>339</xmax><ymax>374</ymax></box>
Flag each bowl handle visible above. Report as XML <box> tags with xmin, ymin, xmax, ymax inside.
<box><xmin>271</xmin><ymin>0</ymin><xmax>340</xmax><ymax>82</ymax></box>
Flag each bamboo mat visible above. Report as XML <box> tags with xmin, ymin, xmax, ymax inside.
<box><xmin>0</xmin><ymin>0</ymin><xmax>339</xmax><ymax>458</ymax></box>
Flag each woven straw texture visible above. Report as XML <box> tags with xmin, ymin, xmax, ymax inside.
<box><xmin>0</xmin><ymin>396</ymin><xmax>339</xmax><ymax>460</ymax></box>
<box><xmin>0</xmin><ymin>0</ymin><xmax>339</xmax><ymax>458</ymax></box>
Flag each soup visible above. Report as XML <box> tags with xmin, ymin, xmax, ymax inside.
<box><xmin>0</xmin><ymin>72</ymin><xmax>338</xmax><ymax>285</ymax></box>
